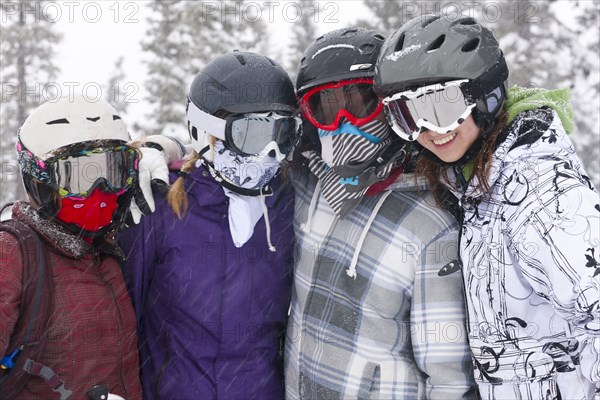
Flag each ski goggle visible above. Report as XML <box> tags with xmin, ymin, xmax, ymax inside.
<box><xmin>17</xmin><ymin>138</ymin><xmax>139</xmax><ymax>198</ymax></box>
<box><xmin>300</xmin><ymin>78</ymin><xmax>383</xmax><ymax>131</ymax></box>
<box><xmin>187</xmin><ymin>100</ymin><xmax>301</xmax><ymax>157</ymax></box>
<box><xmin>382</xmin><ymin>79</ymin><xmax>476</xmax><ymax>141</ymax></box>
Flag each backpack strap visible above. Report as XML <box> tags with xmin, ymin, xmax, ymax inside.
<box><xmin>0</xmin><ymin>217</ymin><xmax>63</xmax><ymax>398</ymax></box>
<box><xmin>23</xmin><ymin>359</ymin><xmax>72</xmax><ymax>400</ymax></box>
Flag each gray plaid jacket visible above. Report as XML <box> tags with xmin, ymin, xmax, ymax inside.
<box><xmin>285</xmin><ymin>169</ymin><xmax>477</xmax><ymax>400</ymax></box>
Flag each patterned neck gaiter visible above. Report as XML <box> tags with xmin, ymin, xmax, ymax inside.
<box><xmin>306</xmin><ymin>119</ymin><xmax>398</xmax><ymax>218</ymax></box>
<box><xmin>212</xmin><ymin>140</ymin><xmax>282</xmax><ymax>247</ymax></box>
<box><xmin>213</xmin><ymin>140</ymin><xmax>281</xmax><ymax>190</ymax></box>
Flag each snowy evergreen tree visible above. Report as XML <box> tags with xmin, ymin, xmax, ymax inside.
<box><xmin>105</xmin><ymin>56</ymin><xmax>129</xmax><ymax>116</ymax></box>
<box><xmin>355</xmin><ymin>0</ymin><xmax>463</xmax><ymax>35</ymax></box>
<box><xmin>140</xmin><ymin>0</ymin><xmax>190</xmax><ymax>139</ymax></box>
<box><xmin>286</xmin><ymin>0</ymin><xmax>319</xmax><ymax>83</ymax></box>
<box><xmin>183</xmin><ymin>1</ymin><xmax>270</xmax><ymax>72</ymax></box>
<box><xmin>354</xmin><ymin>0</ymin><xmax>408</xmax><ymax>34</ymax></box>
<box><xmin>488</xmin><ymin>0</ymin><xmax>599</xmax><ymax>188</ymax></box>
<box><xmin>141</xmin><ymin>0</ymin><xmax>270</xmax><ymax>141</ymax></box>
<box><xmin>569</xmin><ymin>1</ymin><xmax>600</xmax><ymax>188</ymax></box>
<box><xmin>488</xmin><ymin>1</ymin><xmax>574</xmax><ymax>88</ymax></box>
<box><xmin>0</xmin><ymin>0</ymin><xmax>61</xmax><ymax>203</ymax></box>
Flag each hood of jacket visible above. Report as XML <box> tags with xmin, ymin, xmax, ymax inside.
<box><xmin>451</xmin><ymin>86</ymin><xmax>576</xmax><ymax>199</ymax></box>
<box><xmin>505</xmin><ymin>85</ymin><xmax>575</xmax><ymax>133</ymax></box>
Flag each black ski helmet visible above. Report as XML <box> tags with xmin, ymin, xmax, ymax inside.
<box><xmin>375</xmin><ymin>14</ymin><xmax>508</xmax><ymax>128</ymax></box>
<box><xmin>188</xmin><ymin>51</ymin><xmax>296</xmax><ymax>116</ymax></box>
<box><xmin>296</xmin><ymin>27</ymin><xmax>386</xmax><ymax>97</ymax></box>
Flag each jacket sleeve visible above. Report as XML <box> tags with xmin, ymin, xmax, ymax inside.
<box><xmin>411</xmin><ymin>225</ymin><xmax>478</xmax><ymax>399</ymax></box>
<box><xmin>0</xmin><ymin>232</ymin><xmax>23</xmax><ymax>357</ymax></box>
<box><xmin>117</xmin><ymin>211</ymin><xmax>158</xmax><ymax>331</ymax></box>
<box><xmin>505</xmin><ymin>142</ymin><xmax>600</xmax><ymax>387</ymax></box>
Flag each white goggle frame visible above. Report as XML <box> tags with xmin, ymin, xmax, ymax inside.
<box><xmin>382</xmin><ymin>79</ymin><xmax>476</xmax><ymax>141</ymax></box>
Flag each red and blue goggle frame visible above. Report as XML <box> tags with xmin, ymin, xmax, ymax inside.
<box><xmin>300</xmin><ymin>78</ymin><xmax>384</xmax><ymax>131</ymax></box>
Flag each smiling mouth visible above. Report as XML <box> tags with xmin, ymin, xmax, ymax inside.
<box><xmin>432</xmin><ymin>132</ymin><xmax>458</xmax><ymax>146</ymax></box>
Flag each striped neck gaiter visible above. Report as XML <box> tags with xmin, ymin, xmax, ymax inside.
<box><xmin>307</xmin><ymin>119</ymin><xmax>395</xmax><ymax>219</ymax></box>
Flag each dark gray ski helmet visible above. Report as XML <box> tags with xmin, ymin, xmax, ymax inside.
<box><xmin>375</xmin><ymin>14</ymin><xmax>508</xmax><ymax>124</ymax></box>
<box><xmin>296</xmin><ymin>28</ymin><xmax>385</xmax><ymax>97</ymax></box>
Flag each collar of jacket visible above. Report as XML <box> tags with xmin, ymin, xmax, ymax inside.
<box><xmin>443</xmin><ymin>107</ymin><xmax>556</xmax><ymax>200</ymax></box>
<box><xmin>12</xmin><ymin>201</ymin><xmax>125</xmax><ymax>260</ymax></box>
<box><xmin>386</xmin><ymin>172</ymin><xmax>430</xmax><ymax>192</ymax></box>
<box><xmin>176</xmin><ymin>162</ymin><xmax>286</xmax><ymax>206</ymax></box>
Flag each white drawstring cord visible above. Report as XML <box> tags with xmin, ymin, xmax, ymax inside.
<box><xmin>260</xmin><ymin>196</ymin><xmax>276</xmax><ymax>252</ymax></box>
<box><xmin>346</xmin><ymin>190</ymin><xmax>392</xmax><ymax>279</ymax></box>
<box><xmin>300</xmin><ymin>179</ymin><xmax>321</xmax><ymax>234</ymax></box>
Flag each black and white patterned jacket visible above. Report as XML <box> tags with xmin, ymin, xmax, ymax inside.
<box><xmin>447</xmin><ymin>107</ymin><xmax>600</xmax><ymax>400</ymax></box>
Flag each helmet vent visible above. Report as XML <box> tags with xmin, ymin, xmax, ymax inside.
<box><xmin>394</xmin><ymin>33</ymin><xmax>406</xmax><ymax>53</ymax></box>
<box><xmin>190</xmin><ymin>125</ymin><xmax>198</xmax><ymax>141</ymax></box>
<box><xmin>46</xmin><ymin>118</ymin><xmax>69</xmax><ymax>125</ymax></box>
<box><xmin>234</xmin><ymin>54</ymin><xmax>246</xmax><ymax>65</ymax></box>
<box><xmin>340</xmin><ymin>28</ymin><xmax>358</xmax><ymax>37</ymax></box>
<box><xmin>86</xmin><ymin>117</ymin><xmax>100</xmax><ymax>122</ymax></box>
<box><xmin>359</xmin><ymin>42</ymin><xmax>376</xmax><ymax>54</ymax></box>
<box><xmin>458</xmin><ymin>18</ymin><xmax>477</xmax><ymax>26</ymax></box>
<box><xmin>113</xmin><ymin>115</ymin><xmax>122</xmax><ymax>120</ymax></box>
<box><xmin>315</xmin><ymin>35</ymin><xmax>325</xmax><ymax>42</ymax></box>
<box><xmin>373</xmin><ymin>34</ymin><xmax>385</xmax><ymax>41</ymax></box>
<box><xmin>461</xmin><ymin>37</ymin><xmax>480</xmax><ymax>52</ymax></box>
<box><xmin>421</xmin><ymin>15</ymin><xmax>441</xmax><ymax>28</ymax></box>
<box><xmin>426</xmin><ymin>35</ymin><xmax>446</xmax><ymax>52</ymax></box>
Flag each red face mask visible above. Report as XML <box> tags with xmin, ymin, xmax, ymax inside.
<box><xmin>55</xmin><ymin>187</ymin><xmax>120</xmax><ymax>234</ymax></box>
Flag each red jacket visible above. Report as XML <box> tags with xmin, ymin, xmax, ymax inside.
<box><xmin>0</xmin><ymin>202</ymin><xmax>142</xmax><ymax>399</ymax></box>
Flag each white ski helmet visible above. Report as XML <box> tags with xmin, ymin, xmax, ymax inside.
<box><xmin>19</xmin><ymin>95</ymin><xmax>130</xmax><ymax>158</ymax></box>
<box><xmin>16</xmin><ymin>95</ymin><xmax>138</xmax><ymax>235</ymax></box>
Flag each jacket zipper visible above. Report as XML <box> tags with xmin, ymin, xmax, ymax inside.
<box><xmin>455</xmin><ymin>196</ymin><xmax>472</xmax><ymax>336</ymax></box>
<box><xmin>94</xmin><ymin>251</ymin><xmax>127</xmax><ymax>395</ymax></box>
<box><xmin>452</xmin><ymin>165</ymin><xmax>472</xmax><ymax>330</ymax></box>
<box><xmin>454</xmin><ymin>165</ymin><xmax>469</xmax><ymax>193</ymax></box>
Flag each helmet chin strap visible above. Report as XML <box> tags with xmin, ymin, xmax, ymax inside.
<box><xmin>200</xmin><ymin>159</ymin><xmax>275</xmax><ymax>197</ymax></box>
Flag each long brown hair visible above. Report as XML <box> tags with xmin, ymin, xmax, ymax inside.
<box><xmin>417</xmin><ymin>112</ymin><xmax>508</xmax><ymax>204</ymax></box>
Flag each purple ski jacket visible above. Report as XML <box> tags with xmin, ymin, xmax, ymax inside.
<box><xmin>118</xmin><ymin>164</ymin><xmax>295</xmax><ymax>400</ymax></box>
